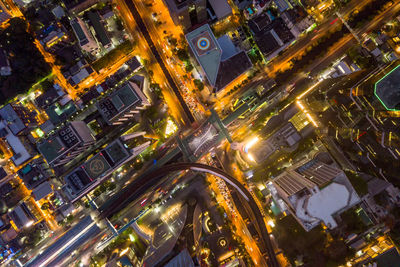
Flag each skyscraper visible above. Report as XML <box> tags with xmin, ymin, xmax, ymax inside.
<box><xmin>37</xmin><ymin>121</ymin><xmax>95</xmax><ymax>167</ymax></box>
<box><xmin>163</xmin><ymin>0</ymin><xmax>207</xmax><ymax>31</ymax></box>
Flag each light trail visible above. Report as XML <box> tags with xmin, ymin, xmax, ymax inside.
<box><xmin>38</xmin><ymin>221</ymin><xmax>96</xmax><ymax>267</ymax></box>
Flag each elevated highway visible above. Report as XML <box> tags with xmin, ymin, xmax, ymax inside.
<box><xmin>99</xmin><ymin>162</ymin><xmax>279</xmax><ymax>267</ymax></box>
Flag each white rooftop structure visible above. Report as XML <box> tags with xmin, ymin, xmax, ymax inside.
<box><xmin>0</xmin><ymin>121</ymin><xmax>34</xmax><ymax>166</ymax></box>
<box><xmin>273</xmin><ymin>159</ymin><xmax>360</xmax><ymax>231</ymax></box>
<box><xmin>295</xmin><ymin>182</ymin><xmax>350</xmax><ymax>229</ymax></box>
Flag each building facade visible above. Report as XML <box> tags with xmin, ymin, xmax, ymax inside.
<box><xmin>97</xmin><ymin>80</ymin><xmax>150</xmax><ymax>125</ymax></box>
<box><xmin>164</xmin><ymin>0</ymin><xmax>207</xmax><ymax>31</ymax></box>
<box><xmin>37</xmin><ymin>121</ymin><xmax>95</xmax><ymax>167</ymax></box>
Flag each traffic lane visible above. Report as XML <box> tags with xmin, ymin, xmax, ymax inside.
<box><xmin>122</xmin><ymin>0</ymin><xmax>195</xmax><ymax>124</ymax></box>
<box><xmin>100</xmin><ymin>163</ymin><xmax>280</xmax><ymax>267</ymax></box>
<box><xmin>115</xmin><ymin>0</ymin><xmax>187</xmax><ymax>125</ymax></box>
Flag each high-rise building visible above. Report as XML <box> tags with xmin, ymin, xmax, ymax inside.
<box><xmin>272</xmin><ymin>159</ymin><xmax>360</xmax><ymax>231</ymax></box>
<box><xmin>63</xmin><ymin>136</ymin><xmax>149</xmax><ymax>200</ymax></box>
<box><xmin>37</xmin><ymin>121</ymin><xmax>95</xmax><ymax>167</ymax></box>
<box><xmin>185</xmin><ymin>24</ymin><xmax>252</xmax><ymax>93</ymax></box>
<box><xmin>163</xmin><ymin>0</ymin><xmax>207</xmax><ymax>31</ymax></box>
<box><xmin>315</xmin><ymin>67</ymin><xmax>400</xmax><ymax>179</ymax></box>
<box><xmin>97</xmin><ymin>80</ymin><xmax>150</xmax><ymax>125</ymax></box>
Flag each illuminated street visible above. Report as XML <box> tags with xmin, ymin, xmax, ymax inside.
<box><xmin>1</xmin><ymin>0</ymin><xmax>400</xmax><ymax>266</ymax></box>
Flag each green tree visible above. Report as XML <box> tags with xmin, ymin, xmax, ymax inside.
<box><xmin>194</xmin><ymin>79</ymin><xmax>204</xmax><ymax>91</ymax></box>
<box><xmin>41</xmin><ymin>202</ymin><xmax>50</xmax><ymax>210</ymax></box>
<box><xmin>185</xmin><ymin>63</ymin><xmax>194</xmax><ymax>73</ymax></box>
<box><xmin>176</xmin><ymin>49</ymin><xmax>189</xmax><ymax>62</ymax></box>
<box><xmin>66</xmin><ymin>215</ymin><xmax>74</xmax><ymax>224</ymax></box>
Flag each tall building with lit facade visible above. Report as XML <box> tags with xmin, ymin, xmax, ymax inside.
<box><xmin>163</xmin><ymin>0</ymin><xmax>207</xmax><ymax>31</ymax></box>
<box><xmin>97</xmin><ymin>80</ymin><xmax>150</xmax><ymax>125</ymax></box>
<box><xmin>63</xmin><ymin>136</ymin><xmax>149</xmax><ymax>200</ymax></box>
<box><xmin>37</xmin><ymin>121</ymin><xmax>95</xmax><ymax>167</ymax></box>
<box><xmin>310</xmin><ymin>67</ymin><xmax>400</xmax><ymax>180</ymax></box>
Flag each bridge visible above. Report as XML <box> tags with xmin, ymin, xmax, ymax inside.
<box><xmin>98</xmin><ymin>162</ymin><xmax>279</xmax><ymax>267</ymax></box>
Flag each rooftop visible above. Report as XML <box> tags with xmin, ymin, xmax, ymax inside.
<box><xmin>97</xmin><ymin>81</ymin><xmax>146</xmax><ymax>122</ymax></box>
<box><xmin>249</xmin><ymin>17</ymin><xmax>294</xmax><ymax>56</ymax></box>
<box><xmin>296</xmin><ymin>182</ymin><xmax>350</xmax><ymax>229</ymax></box>
<box><xmin>295</xmin><ymin>159</ymin><xmax>342</xmax><ymax>188</ymax></box>
<box><xmin>32</xmin><ymin>181</ymin><xmax>53</xmax><ymax>201</ymax></box>
<box><xmin>208</xmin><ymin>0</ymin><xmax>232</xmax><ymax>20</ymax></box>
<box><xmin>45</xmin><ymin>101</ymin><xmax>77</xmax><ymax>125</ymax></box>
<box><xmin>35</xmin><ymin>85</ymin><xmax>65</xmax><ymax>109</ymax></box>
<box><xmin>37</xmin><ymin>135</ymin><xmax>65</xmax><ymax>164</ymax></box>
<box><xmin>357</xmin><ymin>247</ymin><xmax>400</xmax><ymax>267</ymax></box>
<box><xmin>186</xmin><ymin>24</ymin><xmax>252</xmax><ymax>91</ymax></box>
<box><xmin>0</xmin><ymin>121</ymin><xmax>34</xmax><ymax>166</ymax></box>
<box><xmin>64</xmin><ymin>138</ymin><xmax>130</xmax><ymax>196</ymax></box>
<box><xmin>103</xmin><ymin>140</ymin><xmax>130</xmax><ymax>165</ymax></box>
<box><xmin>375</xmin><ymin>64</ymin><xmax>400</xmax><ymax>110</ymax></box>
<box><xmin>70</xmin><ymin>18</ymin><xmax>88</xmax><ymax>45</ymax></box>
<box><xmin>0</xmin><ymin>104</ymin><xmax>27</xmax><ymax>135</ymax></box>
<box><xmin>37</xmin><ymin>122</ymin><xmax>91</xmax><ymax>164</ymax></box>
<box><xmin>186</xmin><ymin>24</ymin><xmax>221</xmax><ymax>86</ymax></box>
<box><xmin>82</xmin><ymin>153</ymin><xmax>111</xmax><ymax>180</ymax></box>
<box><xmin>18</xmin><ymin>160</ymin><xmax>51</xmax><ymax>190</ymax></box>
<box><xmin>87</xmin><ymin>10</ymin><xmax>111</xmax><ymax>47</ymax></box>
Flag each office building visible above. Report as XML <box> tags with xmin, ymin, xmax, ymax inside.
<box><xmin>97</xmin><ymin>80</ymin><xmax>150</xmax><ymax>125</ymax></box>
<box><xmin>37</xmin><ymin>121</ymin><xmax>95</xmax><ymax>167</ymax></box>
<box><xmin>70</xmin><ymin>17</ymin><xmax>99</xmax><ymax>55</ymax></box>
<box><xmin>64</xmin><ymin>137</ymin><xmax>149</xmax><ymax>200</ymax></box>
<box><xmin>374</xmin><ymin>64</ymin><xmax>400</xmax><ymax>111</ymax></box>
<box><xmin>186</xmin><ymin>24</ymin><xmax>252</xmax><ymax>93</ymax></box>
<box><xmin>163</xmin><ymin>0</ymin><xmax>207</xmax><ymax>31</ymax></box>
<box><xmin>316</xmin><ymin>69</ymin><xmax>400</xmax><ymax>180</ymax></box>
<box><xmin>272</xmin><ymin>159</ymin><xmax>360</xmax><ymax>231</ymax></box>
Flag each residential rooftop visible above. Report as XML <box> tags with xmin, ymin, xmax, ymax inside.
<box><xmin>87</xmin><ymin>10</ymin><xmax>111</xmax><ymax>47</ymax></box>
<box><xmin>71</xmin><ymin>18</ymin><xmax>89</xmax><ymax>46</ymax></box>
<box><xmin>249</xmin><ymin>17</ymin><xmax>294</xmax><ymax>57</ymax></box>
<box><xmin>0</xmin><ymin>104</ymin><xmax>27</xmax><ymax>135</ymax></box>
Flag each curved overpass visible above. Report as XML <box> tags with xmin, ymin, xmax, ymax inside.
<box><xmin>99</xmin><ymin>162</ymin><xmax>279</xmax><ymax>267</ymax></box>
